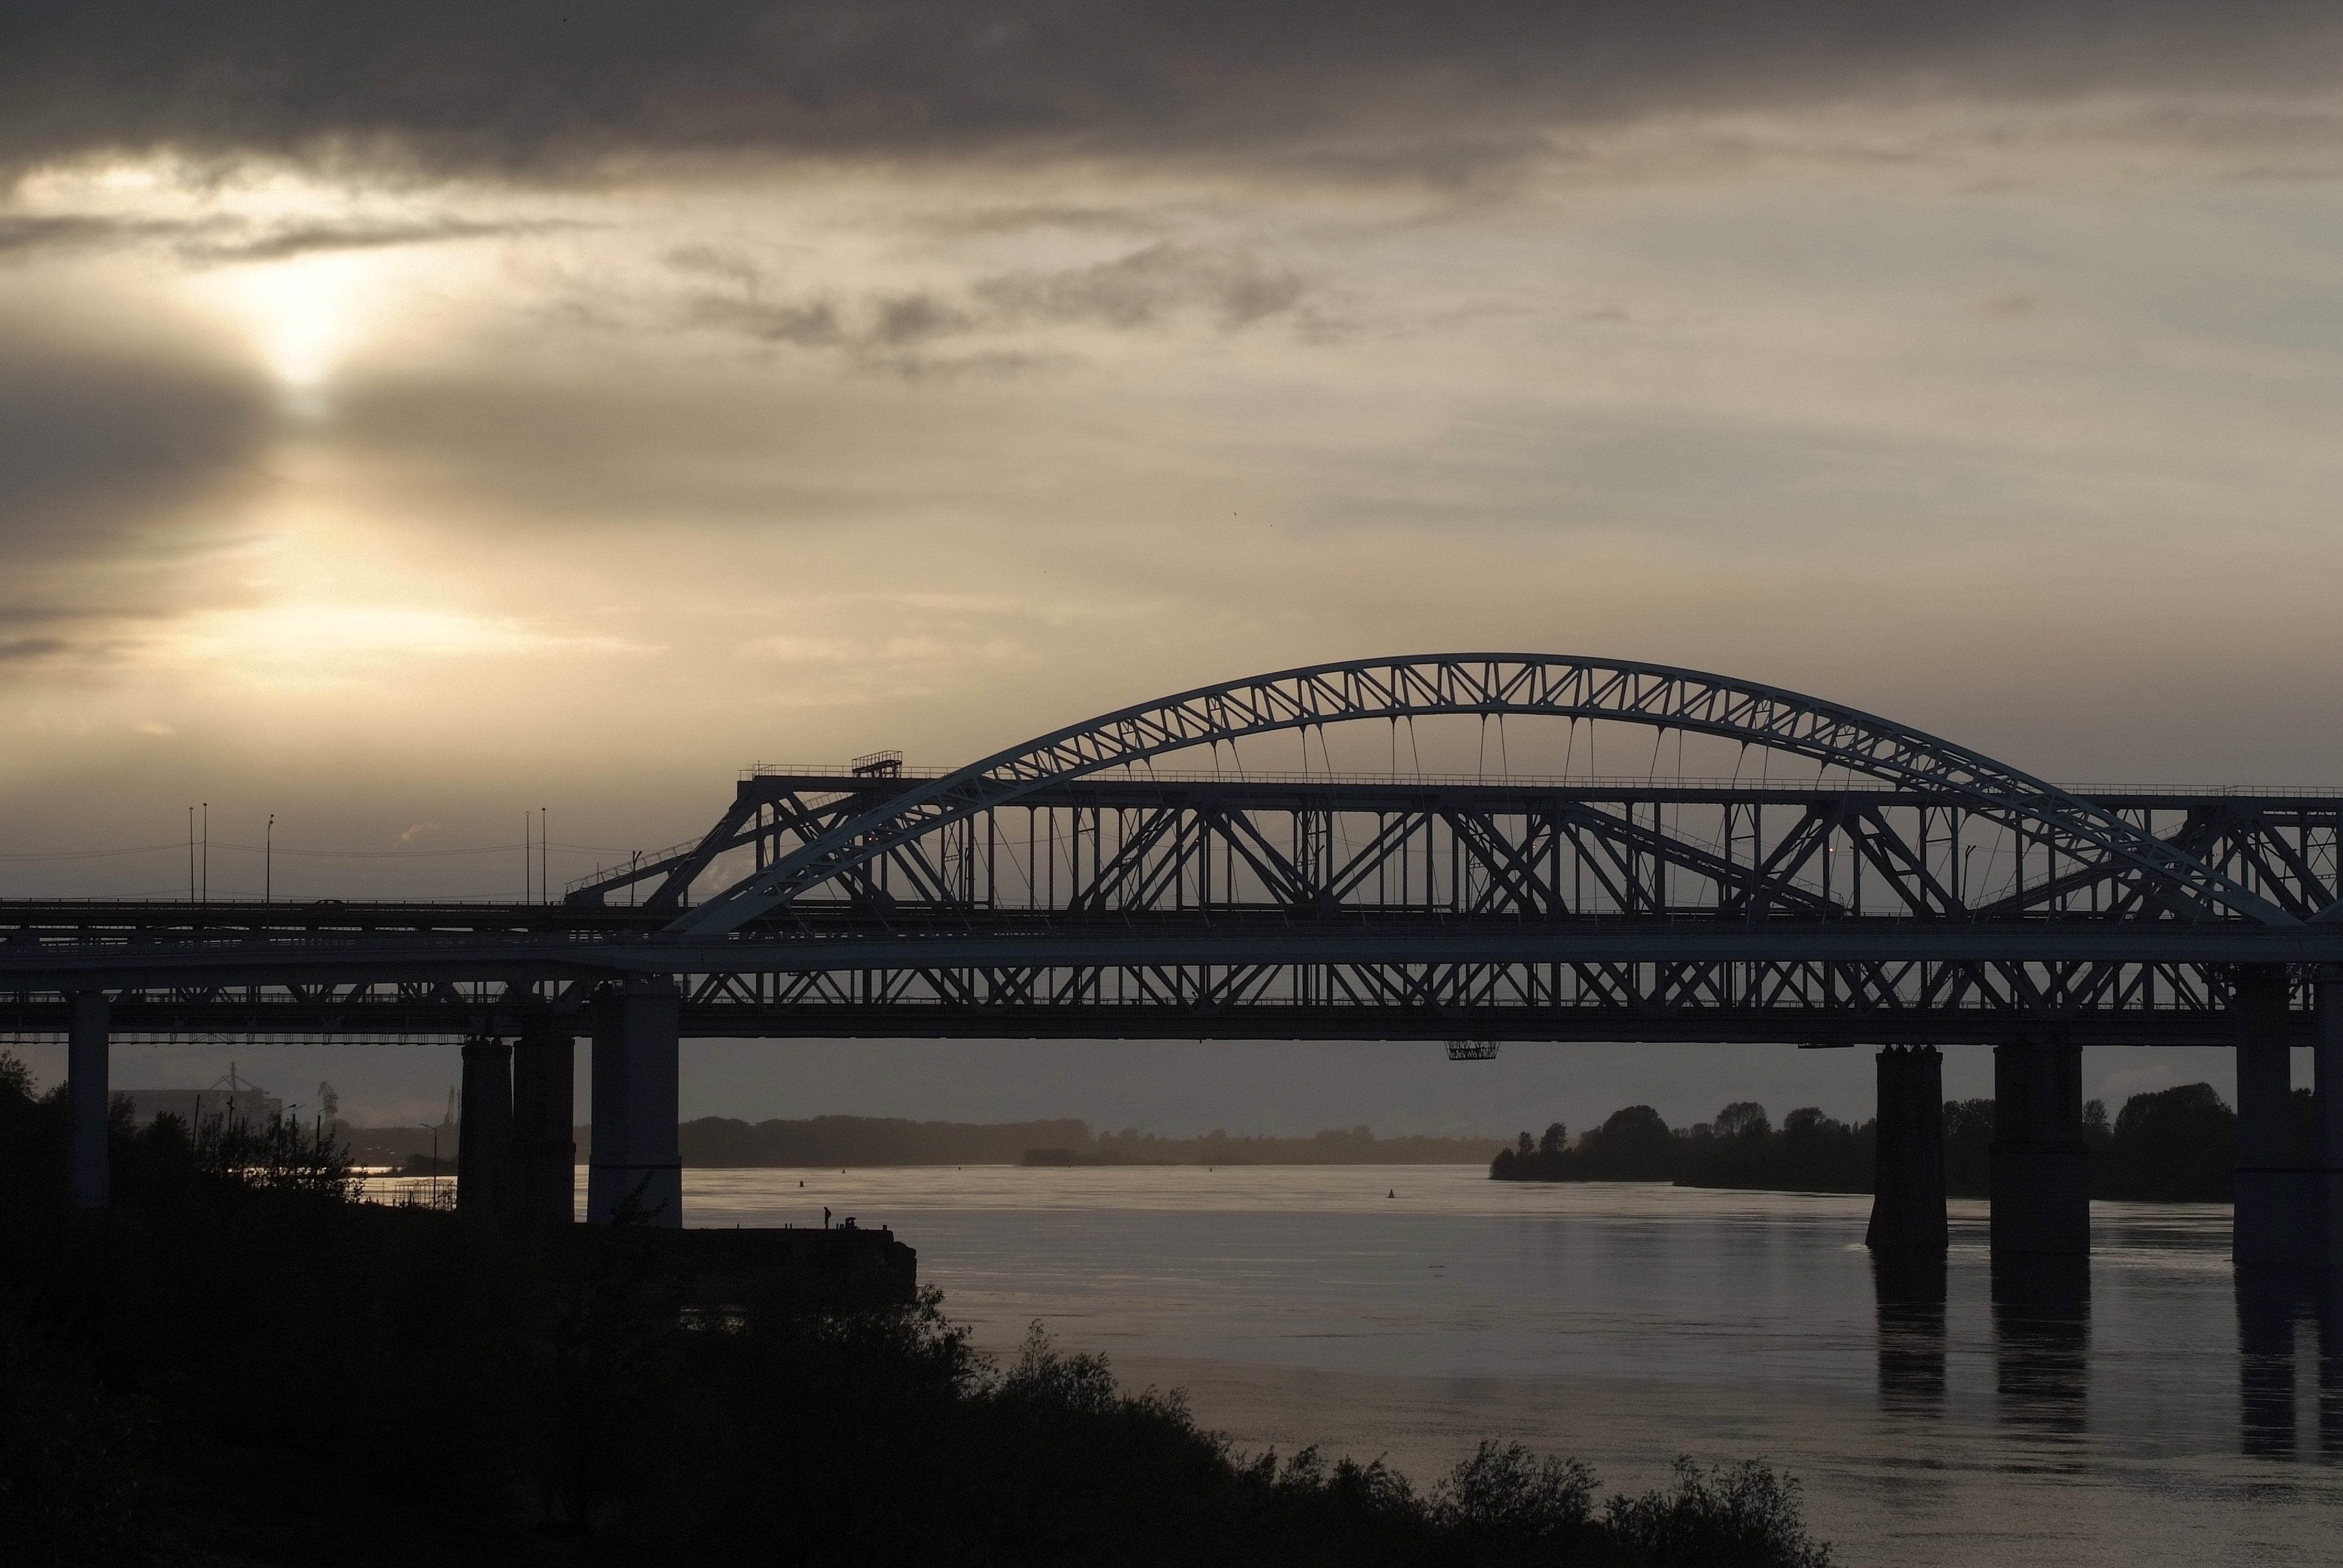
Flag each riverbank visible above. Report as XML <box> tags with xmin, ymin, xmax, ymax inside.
<box><xmin>1</xmin><ymin>1061</ymin><xmax>1826</xmax><ymax>1566</ymax></box>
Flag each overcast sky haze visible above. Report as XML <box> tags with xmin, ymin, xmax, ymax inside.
<box><xmin>3</xmin><ymin>2</ymin><xmax>2337</xmax><ymax>1126</ymax></box>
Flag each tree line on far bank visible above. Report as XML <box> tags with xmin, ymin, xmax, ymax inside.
<box><xmin>1490</xmin><ymin>1084</ymin><xmax>2315</xmax><ymax>1203</ymax></box>
<box><xmin>350</xmin><ymin>1117</ymin><xmax>1501</xmax><ymax>1171</ymax></box>
<box><xmin>1023</xmin><ymin>1126</ymin><xmax>1502</xmax><ymax>1167</ymax></box>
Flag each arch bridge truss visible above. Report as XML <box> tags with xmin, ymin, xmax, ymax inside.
<box><xmin>2</xmin><ymin>656</ymin><xmax>2338</xmax><ymax>1046</ymax></box>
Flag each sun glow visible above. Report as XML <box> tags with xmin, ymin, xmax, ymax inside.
<box><xmin>143</xmin><ymin>604</ymin><xmax>634</xmax><ymax>678</ymax></box>
<box><xmin>198</xmin><ymin>252</ymin><xmax>386</xmax><ymax>410</ymax></box>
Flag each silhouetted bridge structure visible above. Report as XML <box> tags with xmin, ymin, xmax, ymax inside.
<box><xmin>14</xmin><ymin>656</ymin><xmax>2341</xmax><ymax>1277</ymax></box>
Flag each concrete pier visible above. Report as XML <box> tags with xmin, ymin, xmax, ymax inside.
<box><xmin>1866</xmin><ymin>1044</ymin><xmax>1947</xmax><ymax>1254</ymax></box>
<box><xmin>67</xmin><ymin>989</ymin><xmax>108</xmax><ymax>1210</ymax></box>
<box><xmin>2317</xmin><ymin>967</ymin><xmax>2343</xmax><ymax>1273</ymax></box>
<box><xmin>456</xmin><ymin>1035</ymin><xmax>513</xmax><ymax>1214</ymax></box>
<box><xmin>510</xmin><ymin>1014</ymin><xmax>577</xmax><ymax>1223</ymax></box>
<box><xmin>1991</xmin><ymin>1033</ymin><xmax>2089</xmax><ymax>1294</ymax></box>
<box><xmin>2232</xmin><ymin>965</ymin><xmax>2309</xmax><ymax>1266</ymax></box>
<box><xmin>587</xmin><ymin>979</ymin><xmax>682</xmax><ymax>1227</ymax></box>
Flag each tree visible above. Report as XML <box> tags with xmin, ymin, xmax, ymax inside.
<box><xmin>2099</xmin><ymin>1084</ymin><xmax>2234</xmax><ymax>1201</ymax></box>
<box><xmin>1943</xmin><ymin>1099</ymin><xmax>1993</xmax><ymax>1197</ymax></box>
<box><xmin>1578</xmin><ymin>1106</ymin><xmax>1675</xmax><ymax>1181</ymax></box>
<box><xmin>1780</xmin><ymin>1108</ymin><xmax>1835</xmax><ymax>1140</ymax></box>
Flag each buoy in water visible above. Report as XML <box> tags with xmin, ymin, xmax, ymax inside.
<box><xmin>1388</xmin><ymin>1189</ymin><xmax>1396</xmax><ymax>1199</ymax></box>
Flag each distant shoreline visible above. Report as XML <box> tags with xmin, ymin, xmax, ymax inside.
<box><xmin>338</xmin><ymin>1113</ymin><xmax>1506</xmax><ymax>1172</ymax></box>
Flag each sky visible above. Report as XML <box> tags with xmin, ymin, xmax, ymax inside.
<box><xmin>3</xmin><ymin>2</ymin><xmax>2339</xmax><ymax>1126</ymax></box>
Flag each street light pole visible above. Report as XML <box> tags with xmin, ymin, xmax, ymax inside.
<box><xmin>265</xmin><ymin>814</ymin><xmax>275</xmax><ymax>905</ymax></box>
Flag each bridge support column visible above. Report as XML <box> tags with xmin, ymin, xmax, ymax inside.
<box><xmin>2234</xmin><ymin>965</ymin><xmax>2311</xmax><ymax>1266</ymax></box>
<box><xmin>68</xmin><ymin>990</ymin><xmax>109</xmax><ymax>1210</ymax></box>
<box><xmin>1867</xmin><ymin>1045</ymin><xmax>1947</xmax><ymax>1255</ymax></box>
<box><xmin>587</xmin><ymin>979</ymin><xmax>681</xmax><ymax>1227</ymax></box>
<box><xmin>456</xmin><ymin>1035</ymin><xmax>513</xmax><ymax>1215</ymax></box>
<box><xmin>1991</xmin><ymin>1033</ymin><xmax>2088</xmax><ymax>1297</ymax></box>
<box><xmin>510</xmin><ymin>1014</ymin><xmax>577</xmax><ymax>1224</ymax></box>
<box><xmin>2315</xmin><ymin>967</ymin><xmax>2343</xmax><ymax>1274</ymax></box>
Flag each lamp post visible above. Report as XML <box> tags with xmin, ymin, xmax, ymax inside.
<box><xmin>420</xmin><ymin>1121</ymin><xmax>442</xmax><ymax>1205</ymax></box>
<box><xmin>265</xmin><ymin>814</ymin><xmax>275</xmax><ymax>905</ymax></box>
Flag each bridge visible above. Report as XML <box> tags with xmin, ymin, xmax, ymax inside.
<box><xmin>14</xmin><ymin>655</ymin><xmax>2342</xmax><ymax>1280</ymax></box>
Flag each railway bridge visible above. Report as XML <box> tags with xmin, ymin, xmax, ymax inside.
<box><xmin>14</xmin><ymin>655</ymin><xmax>2342</xmax><ymax>1280</ymax></box>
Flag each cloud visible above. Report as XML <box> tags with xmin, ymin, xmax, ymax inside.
<box><xmin>0</xmin><ymin>209</ymin><xmax>558</xmax><ymax>267</ymax></box>
<box><xmin>677</xmin><ymin>241</ymin><xmax>1314</xmax><ymax>369</ymax></box>
<box><xmin>912</xmin><ymin>204</ymin><xmax>1169</xmax><ymax>237</ymax></box>
<box><xmin>4</xmin><ymin>2</ymin><xmax>2339</xmax><ymax>184</ymax></box>
<box><xmin>0</xmin><ymin>212</ymin><xmax>187</xmax><ymax>258</ymax></box>
<box><xmin>976</xmin><ymin>242</ymin><xmax>1306</xmax><ymax>329</ymax></box>
<box><xmin>176</xmin><ymin>215</ymin><xmax>562</xmax><ymax>264</ymax></box>
<box><xmin>0</xmin><ymin>320</ymin><xmax>269</xmax><ymax>579</ymax></box>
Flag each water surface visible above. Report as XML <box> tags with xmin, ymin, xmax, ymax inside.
<box><xmin>669</xmin><ymin>1166</ymin><xmax>2338</xmax><ymax>1565</ymax></box>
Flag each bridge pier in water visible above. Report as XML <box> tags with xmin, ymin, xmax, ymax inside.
<box><xmin>2320</xmin><ymin>968</ymin><xmax>2343</xmax><ymax>1272</ymax></box>
<box><xmin>1990</xmin><ymin>1035</ymin><xmax>2089</xmax><ymax>1298</ymax></box>
<box><xmin>456</xmin><ymin>1036</ymin><xmax>513</xmax><ymax>1214</ymax></box>
<box><xmin>510</xmin><ymin>1014</ymin><xmax>577</xmax><ymax>1223</ymax></box>
<box><xmin>1868</xmin><ymin>1044</ymin><xmax>1949</xmax><ymax>1407</ymax></box>
<box><xmin>2233</xmin><ymin>965</ymin><xmax>2317</xmax><ymax>1267</ymax></box>
<box><xmin>1866</xmin><ymin>1045</ymin><xmax>1947</xmax><ymax>1257</ymax></box>
<box><xmin>67</xmin><ymin>989</ymin><xmax>108</xmax><ymax>1210</ymax></box>
<box><xmin>587</xmin><ymin>979</ymin><xmax>683</xmax><ymax>1227</ymax></box>
<box><xmin>451</xmin><ymin>1016</ymin><xmax>579</xmax><ymax>1221</ymax></box>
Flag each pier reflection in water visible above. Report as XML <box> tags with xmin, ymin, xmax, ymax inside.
<box><xmin>1988</xmin><ymin>1261</ymin><xmax>2090</xmax><ymax>1439</ymax></box>
<box><xmin>2235</xmin><ymin>1267</ymin><xmax>2343</xmax><ymax>1458</ymax></box>
<box><xmin>672</xmin><ymin>1167</ymin><xmax>2343</xmax><ymax>1566</ymax></box>
<box><xmin>1872</xmin><ymin>1252</ymin><xmax>1947</xmax><ymax>1412</ymax></box>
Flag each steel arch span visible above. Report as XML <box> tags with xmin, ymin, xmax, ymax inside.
<box><xmin>664</xmin><ymin>654</ymin><xmax>2298</xmax><ymax>937</ymax></box>
<box><xmin>2</xmin><ymin>652</ymin><xmax>2337</xmax><ymax>1048</ymax></box>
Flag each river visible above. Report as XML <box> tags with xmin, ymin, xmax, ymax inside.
<box><xmin>545</xmin><ymin>1164</ymin><xmax>2341</xmax><ymax>1564</ymax></box>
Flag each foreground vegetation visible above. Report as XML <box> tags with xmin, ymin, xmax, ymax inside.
<box><xmin>1490</xmin><ymin>1084</ymin><xmax>2311</xmax><ymax>1201</ymax></box>
<box><xmin>1</xmin><ymin>1058</ymin><xmax>1828</xmax><ymax>1567</ymax></box>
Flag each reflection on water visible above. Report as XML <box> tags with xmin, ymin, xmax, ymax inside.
<box><xmin>664</xmin><ymin>1166</ymin><xmax>2338</xmax><ymax>1566</ymax></box>
<box><xmin>2235</xmin><ymin>1268</ymin><xmax>2343</xmax><ymax>1461</ymax></box>
<box><xmin>1991</xmin><ymin>1292</ymin><xmax>2088</xmax><ymax>1440</ymax></box>
<box><xmin>2238</xmin><ymin>1268</ymin><xmax>2302</xmax><ymax>1458</ymax></box>
<box><xmin>1872</xmin><ymin>1253</ymin><xmax>1946</xmax><ymax>1412</ymax></box>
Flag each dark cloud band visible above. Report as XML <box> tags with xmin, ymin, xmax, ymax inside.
<box><xmin>5</xmin><ymin>1</ymin><xmax>2340</xmax><ymax>181</ymax></box>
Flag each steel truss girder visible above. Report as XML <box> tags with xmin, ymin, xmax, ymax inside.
<box><xmin>0</xmin><ymin>966</ymin><xmax>2310</xmax><ymax>1047</ymax></box>
<box><xmin>671</xmin><ymin>655</ymin><xmax>2301</xmax><ymax>934</ymax></box>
